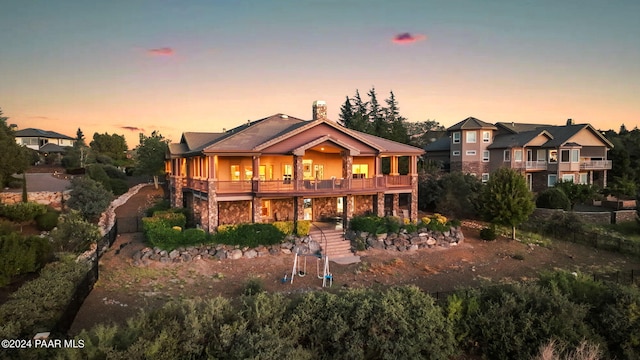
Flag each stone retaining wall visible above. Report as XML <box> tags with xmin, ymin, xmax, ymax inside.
<box><xmin>348</xmin><ymin>226</ymin><xmax>464</xmax><ymax>252</ymax></box>
<box><xmin>531</xmin><ymin>207</ymin><xmax>637</xmax><ymax>225</ymax></box>
<box><xmin>0</xmin><ymin>191</ymin><xmax>71</xmax><ymax>211</ymax></box>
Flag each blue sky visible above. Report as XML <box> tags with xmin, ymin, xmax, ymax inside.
<box><xmin>1</xmin><ymin>0</ymin><xmax>638</xmax><ymax>147</ymax></box>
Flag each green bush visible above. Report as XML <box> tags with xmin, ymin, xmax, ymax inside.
<box><xmin>214</xmin><ymin>223</ymin><xmax>285</xmax><ymax>248</ymax></box>
<box><xmin>50</xmin><ymin>211</ymin><xmax>102</xmax><ymax>253</ymax></box>
<box><xmin>148</xmin><ymin>211</ymin><xmax>186</xmax><ymax>229</ymax></box>
<box><xmin>0</xmin><ymin>202</ymin><xmax>47</xmax><ymax>223</ymax></box>
<box><xmin>182</xmin><ymin>228</ymin><xmax>208</xmax><ymax>245</ymax></box>
<box><xmin>145</xmin><ymin>225</ymin><xmax>183</xmax><ymax>250</ymax></box>
<box><xmin>385</xmin><ymin>216</ymin><xmax>402</xmax><ymax>233</ymax></box>
<box><xmin>0</xmin><ymin>254</ymin><xmax>89</xmax><ymax>339</ymax></box>
<box><xmin>66</xmin><ymin>177</ymin><xmax>113</xmax><ymax>222</ymax></box>
<box><xmin>480</xmin><ymin>226</ymin><xmax>497</xmax><ymax>240</ymax></box>
<box><xmin>0</xmin><ymin>233</ymin><xmax>52</xmax><ymax>286</ymax></box>
<box><xmin>350</xmin><ymin>215</ymin><xmax>385</xmax><ymax>234</ymax></box>
<box><xmin>102</xmin><ymin>164</ymin><xmax>127</xmax><ymax>179</ymax></box>
<box><xmin>109</xmin><ymin>178</ymin><xmax>129</xmax><ymax>195</ymax></box>
<box><xmin>536</xmin><ymin>188</ymin><xmax>571</xmax><ymax>210</ymax></box>
<box><xmin>448</xmin><ymin>283</ymin><xmax>596</xmax><ymax>360</ymax></box>
<box><xmin>35</xmin><ymin>209</ymin><xmax>60</xmax><ymax>231</ymax></box>
<box><xmin>243</xmin><ymin>277</ymin><xmax>265</xmax><ymax>296</ymax></box>
<box><xmin>145</xmin><ymin>199</ymin><xmax>171</xmax><ymax>217</ymax></box>
<box><xmin>403</xmin><ymin>223</ymin><xmax>418</xmax><ymax>234</ymax></box>
<box><xmin>0</xmin><ymin>219</ymin><xmax>15</xmax><ymax>236</ymax></box>
<box><xmin>295</xmin><ymin>220</ymin><xmax>310</xmax><ymax>236</ymax></box>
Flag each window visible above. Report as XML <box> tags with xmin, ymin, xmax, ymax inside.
<box><xmin>481</xmin><ymin>173</ymin><xmax>490</xmax><ymax>183</ymax></box>
<box><xmin>579</xmin><ymin>173</ymin><xmax>588</xmax><ymax>184</ymax></box>
<box><xmin>548</xmin><ymin>174</ymin><xmax>557</xmax><ymax>187</ymax></box>
<box><xmin>514</xmin><ymin>150</ymin><xmax>523</xmax><ymax>162</ymax></box>
<box><xmin>482</xmin><ymin>151</ymin><xmax>490</xmax><ymax>162</ymax></box>
<box><xmin>571</xmin><ymin>149</ymin><xmax>580</xmax><ymax>163</ymax></box>
<box><xmin>452</xmin><ymin>132</ymin><xmax>460</xmax><ymax>144</ymax></box>
<box><xmin>562</xmin><ymin>174</ymin><xmax>575</xmax><ymax>183</ymax></box>
<box><xmin>482</xmin><ymin>131</ymin><xmax>491</xmax><ymax>143</ymax></box>
<box><xmin>561</xmin><ymin>149</ymin><xmax>570</xmax><ymax>163</ymax></box>
<box><xmin>549</xmin><ymin>150</ymin><xmax>558</xmax><ymax>163</ymax></box>
<box><xmin>537</xmin><ymin>149</ymin><xmax>546</xmax><ymax>162</ymax></box>
<box><xmin>466</xmin><ymin>150</ymin><xmax>476</xmax><ymax>156</ymax></box>
<box><xmin>231</xmin><ymin>165</ymin><xmax>240</xmax><ymax>181</ymax></box>
<box><xmin>244</xmin><ymin>166</ymin><xmax>253</xmax><ymax>180</ymax></box>
<box><xmin>452</xmin><ymin>150</ymin><xmax>461</xmax><ymax>156</ymax></box>
<box><xmin>353</xmin><ymin>164</ymin><xmax>368</xmax><ymax>178</ymax></box>
<box><xmin>466</xmin><ymin>131</ymin><xmax>477</xmax><ymax>143</ymax></box>
<box><xmin>283</xmin><ymin>164</ymin><xmax>292</xmax><ymax>183</ymax></box>
<box><xmin>504</xmin><ymin>150</ymin><xmax>511</xmax><ymax>161</ymax></box>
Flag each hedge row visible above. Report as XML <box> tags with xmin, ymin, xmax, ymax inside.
<box><xmin>0</xmin><ymin>232</ymin><xmax>52</xmax><ymax>286</ymax></box>
<box><xmin>0</xmin><ymin>254</ymin><xmax>90</xmax><ymax>339</ymax></box>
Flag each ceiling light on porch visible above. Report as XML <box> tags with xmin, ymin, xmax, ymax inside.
<box><xmin>321</xmin><ymin>147</ymin><xmax>325</xmax><ymax>151</ymax></box>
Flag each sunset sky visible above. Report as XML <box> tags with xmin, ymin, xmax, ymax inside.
<box><xmin>1</xmin><ymin>0</ymin><xmax>639</xmax><ymax>148</ymax></box>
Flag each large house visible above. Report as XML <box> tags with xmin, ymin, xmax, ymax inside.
<box><xmin>14</xmin><ymin>128</ymin><xmax>75</xmax><ymax>153</ymax></box>
<box><xmin>424</xmin><ymin>117</ymin><xmax>613</xmax><ymax>192</ymax></box>
<box><xmin>166</xmin><ymin>101</ymin><xmax>424</xmax><ymax>232</ymax></box>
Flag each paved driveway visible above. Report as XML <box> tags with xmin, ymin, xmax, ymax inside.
<box><xmin>3</xmin><ymin>173</ymin><xmax>71</xmax><ymax>193</ymax></box>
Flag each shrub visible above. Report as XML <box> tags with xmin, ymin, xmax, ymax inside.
<box><xmin>145</xmin><ymin>225</ymin><xmax>183</xmax><ymax>250</ymax></box>
<box><xmin>50</xmin><ymin>211</ymin><xmax>102</xmax><ymax>253</ymax></box>
<box><xmin>108</xmin><ymin>178</ymin><xmax>129</xmax><ymax>195</ymax></box>
<box><xmin>149</xmin><ymin>211</ymin><xmax>186</xmax><ymax>229</ymax></box>
<box><xmin>86</xmin><ymin>163</ymin><xmax>112</xmax><ymax>191</ymax></box>
<box><xmin>66</xmin><ymin>177</ymin><xmax>113</xmax><ymax>222</ymax></box>
<box><xmin>350</xmin><ymin>215</ymin><xmax>384</xmax><ymax>234</ymax></box>
<box><xmin>385</xmin><ymin>216</ymin><xmax>402</xmax><ymax>233</ymax></box>
<box><xmin>296</xmin><ymin>220</ymin><xmax>310</xmax><ymax>237</ymax></box>
<box><xmin>35</xmin><ymin>209</ymin><xmax>60</xmax><ymax>231</ymax></box>
<box><xmin>541</xmin><ymin>212</ymin><xmax>585</xmax><ymax>239</ymax></box>
<box><xmin>536</xmin><ymin>188</ymin><xmax>571</xmax><ymax>210</ymax></box>
<box><xmin>102</xmin><ymin>164</ymin><xmax>126</xmax><ymax>179</ymax></box>
<box><xmin>0</xmin><ymin>233</ymin><xmax>52</xmax><ymax>286</ymax></box>
<box><xmin>243</xmin><ymin>277</ymin><xmax>265</xmax><ymax>296</ymax></box>
<box><xmin>0</xmin><ymin>202</ymin><xmax>47</xmax><ymax>223</ymax></box>
<box><xmin>480</xmin><ymin>226</ymin><xmax>497</xmax><ymax>240</ymax></box>
<box><xmin>403</xmin><ymin>223</ymin><xmax>418</xmax><ymax>234</ymax></box>
<box><xmin>145</xmin><ymin>199</ymin><xmax>171</xmax><ymax>217</ymax></box>
<box><xmin>0</xmin><ymin>254</ymin><xmax>89</xmax><ymax>339</ymax></box>
<box><xmin>216</xmin><ymin>224</ymin><xmax>236</xmax><ymax>233</ymax></box>
<box><xmin>214</xmin><ymin>223</ymin><xmax>285</xmax><ymax>248</ymax></box>
<box><xmin>182</xmin><ymin>228</ymin><xmax>207</xmax><ymax>245</ymax></box>
<box><xmin>0</xmin><ymin>219</ymin><xmax>15</xmax><ymax>236</ymax></box>
<box><xmin>272</xmin><ymin>221</ymin><xmax>294</xmax><ymax>235</ymax></box>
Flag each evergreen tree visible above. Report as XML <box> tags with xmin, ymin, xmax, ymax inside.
<box><xmin>367</xmin><ymin>87</ymin><xmax>386</xmax><ymax>137</ymax></box>
<box><xmin>75</xmin><ymin>128</ymin><xmax>86</xmax><ymax>147</ymax></box>
<box><xmin>350</xmin><ymin>90</ymin><xmax>371</xmax><ymax>133</ymax></box>
<box><xmin>338</xmin><ymin>96</ymin><xmax>354</xmax><ymax>128</ymax></box>
<box><xmin>479</xmin><ymin>168</ymin><xmax>534</xmax><ymax>240</ymax></box>
<box><xmin>0</xmin><ymin>109</ymin><xmax>29</xmax><ymax>187</ymax></box>
<box><xmin>385</xmin><ymin>91</ymin><xmax>410</xmax><ymax>143</ymax></box>
<box><xmin>90</xmin><ymin>132</ymin><xmax>128</xmax><ymax>162</ymax></box>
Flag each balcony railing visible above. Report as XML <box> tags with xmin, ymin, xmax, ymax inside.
<box><xmin>580</xmin><ymin>160</ymin><xmax>612</xmax><ymax>170</ymax></box>
<box><xmin>526</xmin><ymin>161</ymin><xmax>548</xmax><ymax>170</ymax></box>
<box><xmin>180</xmin><ymin>175</ymin><xmax>413</xmax><ymax>194</ymax></box>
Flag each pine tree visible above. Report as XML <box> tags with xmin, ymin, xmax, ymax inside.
<box><xmin>385</xmin><ymin>91</ymin><xmax>409</xmax><ymax>143</ymax></box>
<box><xmin>350</xmin><ymin>90</ymin><xmax>371</xmax><ymax>133</ymax></box>
<box><xmin>0</xmin><ymin>109</ymin><xmax>29</xmax><ymax>187</ymax></box>
<box><xmin>338</xmin><ymin>96</ymin><xmax>354</xmax><ymax>128</ymax></box>
<box><xmin>367</xmin><ymin>87</ymin><xmax>386</xmax><ymax>137</ymax></box>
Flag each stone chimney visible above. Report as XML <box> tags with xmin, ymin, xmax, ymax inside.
<box><xmin>312</xmin><ymin>100</ymin><xmax>327</xmax><ymax>121</ymax></box>
<box><xmin>566</xmin><ymin>118</ymin><xmax>574</xmax><ymax>125</ymax></box>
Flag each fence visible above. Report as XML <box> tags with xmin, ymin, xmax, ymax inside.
<box><xmin>117</xmin><ymin>215</ymin><xmax>143</xmax><ymax>234</ymax></box>
<box><xmin>51</xmin><ymin>220</ymin><xmax>118</xmax><ymax>336</ymax></box>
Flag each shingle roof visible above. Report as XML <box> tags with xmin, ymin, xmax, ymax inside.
<box><xmin>14</xmin><ymin>128</ymin><xmax>74</xmax><ymax>140</ymax></box>
<box><xmin>495</xmin><ymin>122</ymin><xmax>552</xmax><ymax>134</ymax></box>
<box><xmin>424</xmin><ymin>136</ymin><xmax>450</xmax><ymax>152</ymax></box>
<box><xmin>39</xmin><ymin>143</ymin><xmax>69</xmax><ymax>153</ymax></box>
<box><xmin>448</xmin><ymin>117</ymin><xmax>498</xmax><ymax>131</ymax></box>
<box><xmin>488</xmin><ymin>130</ymin><xmax>552</xmax><ymax>149</ymax></box>
<box><xmin>168</xmin><ymin>113</ymin><xmax>423</xmax><ymax>157</ymax></box>
<box><xmin>538</xmin><ymin>124</ymin><xmax>613</xmax><ymax>148</ymax></box>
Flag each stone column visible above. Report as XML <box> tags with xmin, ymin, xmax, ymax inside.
<box><xmin>207</xmin><ymin>179</ymin><xmax>218</xmax><ymax>231</ymax></box>
<box><xmin>342</xmin><ymin>151</ymin><xmax>352</xmax><ymax>190</ymax></box>
<box><xmin>345</xmin><ymin>195</ymin><xmax>354</xmax><ymax>227</ymax></box>
<box><xmin>174</xmin><ymin>176</ymin><xmax>184</xmax><ymax>208</ymax></box>
<box><xmin>392</xmin><ymin>193</ymin><xmax>399</xmax><ymax>217</ymax></box>
<box><xmin>411</xmin><ymin>174</ymin><xmax>419</xmax><ymax>223</ymax></box>
<box><xmin>252</xmin><ymin>198</ymin><xmax>262</xmax><ymax>223</ymax></box>
<box><xmin>294</xmin><ymin>155</ymin><xmax>303</xmax><ymax>191</ymax></box>
<box><xmin>376</xmin><ymin>192</ymin><xmax>385</xmax><ymax>217</ymax></box>
<box><xmin>294</xmin><ymin>196</ymin><xmax>304</xmax><ymax>223</ymax></box>
<box><xmin>603</xmin><ymin>169</ymin><xmax>607</xmax><ymax>188</ymax></box>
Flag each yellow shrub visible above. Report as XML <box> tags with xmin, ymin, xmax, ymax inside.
<box><xmin>217</xmin><ymin>224</ymin><xmax>235</xmax><ymax>233</ymax></box>
<box><xmin>273</xmin><ymin>221</ymin><xmax>294</xmax><ymax>235</ymax></box>
<box><xmin>296</xmin><ymin>220</ymin><xmax>311</xmax><ymax>236</ymax></box>
<box><xmin>172</xmin><ymin>226</ymin><xmax>182</xmax><ymax>231</ymax></box>
<box><xmin>421</xmin><ymin>217</ymin><xmax>431</xmax><ymax>225</ymax></box>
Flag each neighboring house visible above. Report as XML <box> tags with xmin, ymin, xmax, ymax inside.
<box><xmin>14</xmin><ymin>128</ymin><xmax>75</xmax><ymax>151</ymax></box>
<box><xmin>166</xmin><ymin>101</ymin><xmax>424</xmax><ymax>231</ymax></box>
<box><xmin>424</xmin><ymin>117</ymin><xmax>613</xmax><ymax>192</ymax></box>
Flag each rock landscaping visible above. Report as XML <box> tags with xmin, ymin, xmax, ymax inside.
<box><xmin>348</xmin><ymin>226</ymin><xmax>464</xmax><ymax>252</ymax></box>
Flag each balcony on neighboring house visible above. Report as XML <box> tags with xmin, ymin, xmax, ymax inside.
<box><xmin>512</xmin><ymin>161</ymin><xmax>548</xmax><ymax>171</ymax></box>
<box><xmin>580</xmin><ymin>160</ymin><xmax>612</xmax><ymax>170</ymax></box>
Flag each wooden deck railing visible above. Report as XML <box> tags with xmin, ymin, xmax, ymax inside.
<box><xmin>180</xmin><ymin>175</ymin><xmax>413</xmax><ymax>194</ymax></box>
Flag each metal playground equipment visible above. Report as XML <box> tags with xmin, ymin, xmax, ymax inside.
<box><xmin>287</xmin><ymin>252</ymin><xmax>333</xmax><ymax>287</ymax></box>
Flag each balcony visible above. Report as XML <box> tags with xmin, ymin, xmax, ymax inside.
<box><xmin>580</xmin><ymin>160</ymin><xmax>612</xmax><ymax>170</ymax></box>
<box><xmin>181</xmin><ymin>175</ymin><xmax>413</xmax><ymax>195</ymax></box>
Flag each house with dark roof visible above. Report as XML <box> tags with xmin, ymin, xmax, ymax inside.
<box><xmin>14</xmin><ymin>128</ymin><xmax>75</xmax><ymax>151</ymax></box>
<box><xmin>424</xmin><ymin>118</ymin><xmax>613</xmax><ymax>192</ymax></box>
<box><xmin>166</xmin><ymin>101</ymin><xmax>424</xmax><ymax>232</ymax></box>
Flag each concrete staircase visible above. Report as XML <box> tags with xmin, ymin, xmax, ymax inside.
<box><xmin>310</xmin><ymin>228</ymin><xmax>360</xmax><ymax>264</ymax></box>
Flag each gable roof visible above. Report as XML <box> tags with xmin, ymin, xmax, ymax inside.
<box><xmin>14</xmin><ymin>128</ymin><xmax>74</xmax><ymax>140</ymax></box>
<box><xmin>537</xmin><ymin>124</ymin><xmax>613</xmax><ymax>148</ymax></box>
<box><xmin>39</xmin><ymin>143</ymin><xmax>69</xmax><ymax>153</ymax></box>
<box><xmin>488</xmin><ymin>130</ymin><xmax>553</xmax><ymax>149</ymax></box>
<box><xmin>424</xmin><ymin>136</ymin><xmax>450</xmax><ymax>152</ymax></box>
<box><xmin>169</xmin><ymin>114</ymin><xmax>423</xmax><ymax>157</ymax></box>
<box><xmin>448</xmin><ymin>117</ymin><xmax>498</xmax><ymax>131</ymax></box>
<box><xmin>495</xmin><ymin>122</ymin><xmax>552</xmax><ymax>134</ymax></box>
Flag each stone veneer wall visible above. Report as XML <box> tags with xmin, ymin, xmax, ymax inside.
<box><xmin>0</xmin><ymin>191</ymin><xmax>71</xmax><ymax>211</ymax></box>
<box><xmin>531</xmin><ymin>208</ymin><xmax>612</xmax><ymax>224</ymax></box>
<box><xmin>218</xmin><ymin>201</ymin><xmax>251</xmax><ymax>225</ymax></box>
<box><xmin>193</xmin><ymin>197</ymin><xmax>208</xmax><ymax>230</ymax></box>
<box><xmin>614</xmin><ymin>210</ymin><xmax>637</xmax><ymax>223</ymax></box>
<box><xmin>312</xmin><ymin>197</ymin><xmax>338</xmax><ymax>221</ymax></box>
<box><xmin>354</xmin><ymin>195</ymin><xmax>373</xmax><ymax>216</ymax></box>
<box><xmin>271</xmin><ymin>198</ymin><xmax>294</xmax><ymax>221</ymax></box>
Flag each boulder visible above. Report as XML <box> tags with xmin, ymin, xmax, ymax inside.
<box><xmin>229</xmin><ymin>249</ymin><xmax>243</xmax><ymax>260</ymax></box>
<box><xmin>244</xmin><ymin>249</ymin><xmax>258</xmax><ymax>259</ymax></box>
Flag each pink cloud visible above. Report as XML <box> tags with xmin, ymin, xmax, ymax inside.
<box><xmin>392</xmin><ymin>33</ymin><xmax>427</xmax><ymax>44</ymax></box>
<box><xmin>120</xmin><ymin>126</ymin><xmax>144</xmax><ymax>132</ymax></box>
<box><xmin>147</xmin><ymin>47</ymin><xmax>175</xmax><ymax>56</ymax></box>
